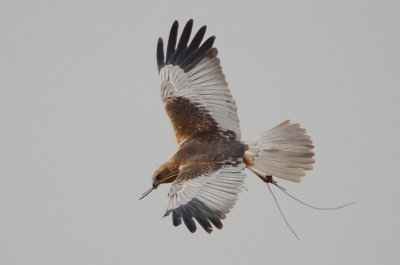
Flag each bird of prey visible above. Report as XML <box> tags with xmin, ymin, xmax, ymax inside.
<box><xmin>140</xmin><ymin>19</ymin><xmax>315</xmax><ymax>233</ymax></box>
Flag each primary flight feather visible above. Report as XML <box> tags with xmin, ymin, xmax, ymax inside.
<box><xmin>141</xmin><ymin>19</ymin><xmax>315</xmax><ymax>233</ymax></box>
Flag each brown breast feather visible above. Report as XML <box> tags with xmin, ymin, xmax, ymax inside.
<box><xmin>169</xmin><ymin>131</ymin><xmax>246</xmax><ymax>177</ymax></box>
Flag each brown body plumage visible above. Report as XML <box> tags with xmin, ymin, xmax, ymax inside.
<box><xmin>141</xmin><ymin>19</ymin><xmax>315</xmax><ymax>233</ymax></box>
<box><xmin>153</xmin><ymin>130</ymin><xmax>246</xmax><ymax>185</ymax></box>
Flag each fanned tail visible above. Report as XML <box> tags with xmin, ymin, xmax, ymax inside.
<box><xmin>244</xmin><ymin>120</ymin><xmax>315</xmax><ymax>183</ymax></box>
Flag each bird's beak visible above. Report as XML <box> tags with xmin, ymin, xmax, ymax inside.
<box><xmin>152</xmin><ymin>182</ymin><xmax>159</xmax><ymax>189</ymax></box>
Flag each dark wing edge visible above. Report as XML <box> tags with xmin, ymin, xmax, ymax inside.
<box><xmin>164</xmin><ymin>163</ymin><xmax>246</xmax><ymax>233</ymax></box>
<box><xmin>156</xmin><ymin>38</ymin><xmax>164</xmax><ymax>72</ymax></box>
<box><xmin>157</xmin><ymin>19</ymin><xmax>215</xmax><ymax>73</ymax></box>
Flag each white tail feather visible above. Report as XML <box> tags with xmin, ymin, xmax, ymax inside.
<box><xmin>245</xmin><ymin>120</ymin><xmax>315</xmax><ymax>182</ymax></box>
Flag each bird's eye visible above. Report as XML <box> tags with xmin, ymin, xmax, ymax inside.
<box><xmin>156</xmin><ymin>173</ymin><xmax>162</xmax><ymax>180</ymax></box>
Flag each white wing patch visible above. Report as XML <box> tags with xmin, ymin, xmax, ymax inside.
<box><xmin>160</xmin><ymin>56</ymin><xmax>241</xmax><ymax>139</ymax></box>
<box><xmin>166</xmin><ymin>163</ymin><xmax>246</xmax><ymax>218</ymax></box>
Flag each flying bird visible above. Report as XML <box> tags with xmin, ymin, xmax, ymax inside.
<box><xmin>140</xmin><ymin>19</ymin><xmax>315</xmax><ymax>233</ymax></box>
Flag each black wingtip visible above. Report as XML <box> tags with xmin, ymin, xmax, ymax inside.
<box><xmin>182</xmin><ymin>216</ymin><xmax>197</xmax><ymax>233</ymax></box>
<box><xmin>172</xmin><ymin>210</ymin><xmax>182</xmax><ymax>227</ymax></box>
<box><xmin>185</xmin><ymin>19</ymin><xmax>193</xmax><ymax>29</ymax></box>
<box><xmin>157</xmin><ymin>37</ymin><xmax>164</xmax><ymax>72</ymax></box>
<box><xmin>180</xmin><ymin>21</ymin><xmax>194</xmax><ymax>44</ymax></box>
<box><xmin>200</xmin><ymin>36</ymin><xmax>216</xmax><ymax>52</ymax></box>
<box><xmin>208</xmin><ymin>216</ymin><xmax>223</xmax><ymax>230</ymax></box>
<box><xmin>166</xmin><ymin>21</ymin><xmax>179</xmax><ymax>63</ymax></box>
<box><xmin>171</xmin><ymin>20</ymin><xmax>179</xmax><ymax>29</ymax></box>
<box><xmin>197</xmin><ymin>217</ymin><xmax>213</xmax><ymax>234</ymax></box>
<box><xmin>159</xmin><ymin>20</ymin><xmax>218</xmax><ymax>72</ymax></box>
<box><xmin>187</xmin><ymin>25</ymin><xmax>207</xmax><ymax>51</ymax></box>
<box><xmin>171</xmin><ymin>19</ymin><xmax>193</xmax><ymax>65</ymax></box>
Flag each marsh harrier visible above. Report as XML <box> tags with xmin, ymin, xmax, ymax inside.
<box><xmin>140</xmin><ymin>19</ymin><xmax>315</xmax><ymax>233</ymax></box>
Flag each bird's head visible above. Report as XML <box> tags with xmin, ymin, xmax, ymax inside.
<box><xmin>139</xmin><ymin>162</ymin><xmax>178</xmax><ymax>200</ymax></box>
<box><xmin>151</xmin><ymin>163</ymin><xmax>171</xmax><ymax>188</ymax></box>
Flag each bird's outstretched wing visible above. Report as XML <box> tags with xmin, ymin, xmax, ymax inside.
<box><xmin>163</xmin><ymin>161</ymin><xmax>246</xmax><ymax>233</ymax></box>
<box><xmin>157</xmin><ymin>19</ymin><xmax>241</xmax><ymax>146</ymax></box>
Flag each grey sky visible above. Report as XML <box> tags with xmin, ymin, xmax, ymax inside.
<box><xmin>1</xmin><ymin>1</ymin><xmax>399</xmax><ymax>264</ymax></box>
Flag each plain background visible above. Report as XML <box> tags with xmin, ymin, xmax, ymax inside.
<box><xmin>1</xmin><ymin>1</ymin><xmax>399</xmax><ymax>264</ymax></box>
